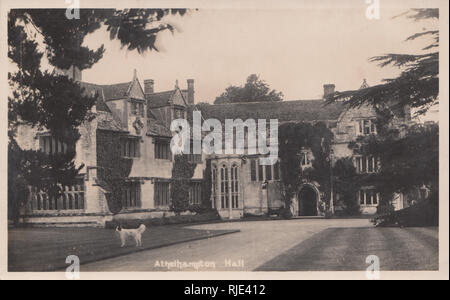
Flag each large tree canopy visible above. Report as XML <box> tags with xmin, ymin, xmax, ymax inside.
<box><xmin>326</xmin><ymin>9</ymin><xmax>438</xmax><ymax>118</ymax></box>
<box><xmin>354</xmin><ymin>123</ymin><xmax>439</xmax><ymax>196</ymax></box>
<box><xmin>325</xmin><ymin>9</ymin><xmax>439</xmax><ymax>212</ymax></box>
<box><xmin>8</xmin><ymin>9</ymin><xmax>188</xmax><ymax>222</ymax></box>
<box><xmin>214</xmin><ymin>74</ymin><xmax>284</xmax><ymax>104</ymax></box>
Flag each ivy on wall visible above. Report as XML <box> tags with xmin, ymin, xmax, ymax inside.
<box><xmin>170</xmin><ymin>154</ymin><xmax>197</xmax><ymax>214</ymax></box>
<box><xmin>332</xmin><ymin>157</ymin><xmax>361</xmax><ymax>215</ymax></box>
<box><xmin>278</xmin><ymin>122</ymin><xmax>334</xmax><ymax>217</ymax></box>
<box><xmin>96</xmin><ymin>130</ymin><xmax>133</xmax><ymax>214</ymax></box>
<box><xmin>200</xmin><ymin>159</ymin><xmax>213</xmax><ymax>210</ymax></box>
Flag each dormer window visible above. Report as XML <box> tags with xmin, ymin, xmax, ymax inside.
<box><xmin>358</xmin><ymin>119</ymin><xmax>377</xmax><ymax>135</ymax></box>
<box><xmin>131</xmin><ymin>101</ymin><xmax>145</xmax><ymax>117</ymax></box>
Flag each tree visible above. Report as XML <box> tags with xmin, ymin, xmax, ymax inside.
<box><xmin>8</xmin><ymin>9</ymin><xmax>187</xmax><ymax>223</ymax></box>
<box><xmin>332</xmin><ymin>158</ymin><xmax>361</xmax><ymax>215</ymax></box>
<box><xmin>214</xmin><ymin>74</ymin><xmax>283</xmax><ymax>104</ymax></box>
<box><xmin>170</xmin><ymin>155</ymin><xmax>197</xmax><ymax>214</ymax></box>
<box><xmin>326</xmin><ymin>9</ymin><xmax>438</xmax><ymax>117</ymax></box>
<box><xmin>357</xmin><ymin>123</ymin><xmax>439</xmax><ymax>198</ymax></box>
<box><xmin>325</xmin><ymin>9</ymin><xmax>439</xmax><ymax>215</ymax></box>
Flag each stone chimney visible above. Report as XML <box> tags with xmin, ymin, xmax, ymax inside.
<box><xmin>144</xmin><ymin>79</ymin><xmax>154</xmax><ymax>94</ymax></box>
<box><xmin>323</xmin><ymin>84</ymin><xmax>335</xmax><ymax>98</ymax></box>
<box><xmin>187</xmin><ymin>79</ymin><xmax>195</xmax><ymax>105</ymax></box>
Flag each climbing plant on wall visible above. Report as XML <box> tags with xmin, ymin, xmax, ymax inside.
<box><xmin>278</xmin><ymin>122</ymin><xmax>334</xmax><ymax>218</ymax></box>
<box><xmin>96</xmin><ymin>131</ymin><xmax>133</xmax><ymax>214</ymax></box>
<box><xmin>332</xmin><ymin>157</ymin><xmax>361</xmax><ymax>215</ymax></box>
<box><xmin>200</xmin><ymin>159</ymin><xmax>213</xmax><ymax>211</ymax></box>
<box><xmin>170</xmin><ymin>154</ymin><xmax>197</xmax><ymax>214</ymax></box>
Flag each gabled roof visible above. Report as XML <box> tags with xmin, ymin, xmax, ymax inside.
<box><xmin>80</xmin><ymin>80</ymin><xmax>141</xmax><ymax>102</ymax></box>
<box><xmin>79</xmin><ymin>82</ymin><xmax>110</xmax><ymax>113</ymax></box>
<box><xmin>78</xmin><ymin>82</ymin><xmax>126</xmax><ymax>132</ymax></box>
<box><xmin>145</xmin><ymin>84</ymin><xmax>189</xmax><ymax>109</ymax></box>
<box><xmin>145</xmin><ymin>90</ymin><xmax>174</xmax><ymax>108</ymax></box>
<box><xmin>96</xmin><ymin>111</ymin><xmax>126</xmax><ymax>132</ymax></box>
<box><xmin>101</xmin><ymin>82</ymin><xmax>132</xmax><ymax>101</ymax></box>
<box><xmin>146</xmin><ymin>111</ymin><xmax>172</xmax><ymax>137</ymax></box>
<box><xmin>195</xmin><ymin>100</ymin><xmax>346</xmax><ymax>123</ymax></box>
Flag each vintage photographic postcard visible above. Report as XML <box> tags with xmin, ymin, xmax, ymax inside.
<box><xmin>1</xmin><ymin>0</ymin><xmax>448</xmax><ymax>281</ymax></box>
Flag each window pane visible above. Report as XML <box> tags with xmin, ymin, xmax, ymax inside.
<box><xmin>258</xmin><ymin>161</ymin><xmax>264</xmax><ymax>181</ymax></box>
<box><xmin>364</xmin><ymin>120</ymin><xmax>370</xmax><ymax>134</ymax></box>
<box><xmin>265</xmin><ymin>164</ymin><xmax>272</xmax><ymax>181</ymax></box>
<box><xmin>368</xmin><ymin>157</ymin><xmax>373</xmax><ymax>172</ymax></box>
<box><xmin>274</xmin><ymin>161</ymin><xmax>280</xmax><ymax>180</ymax></box>
<box><xmin>250</xmin><ymin>160</ymin><xmax>256</xmax><ymax>181</ymax></box>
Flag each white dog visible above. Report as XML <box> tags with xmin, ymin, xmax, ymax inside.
<box><xmin>115</xmin><ymin>224</ymin><xmax>146</xmax><ymax>247</ymax></box>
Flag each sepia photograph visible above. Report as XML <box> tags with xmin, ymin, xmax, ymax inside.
<box><xmin>1</xmin><ymin>0</ymin><xmax>448</xmax><ymax>282</ymax></box>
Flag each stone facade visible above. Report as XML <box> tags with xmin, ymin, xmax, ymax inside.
<box><xmin>16</xmin><ymin>72</ymin><xmax>410</xmax><ymax>226</ymax></box>
<box><xmin>17</xmin><ymin>71</ymin><xmax>204</xmax><ymax>227</ymax></box>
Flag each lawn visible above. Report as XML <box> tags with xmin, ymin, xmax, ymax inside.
<box><xmin>256</xmin><ymin>227</ymin><xmax>438</xmax><ymax>271</ymax></box>
<box><xmin>8</xmin><ymin>225</ymin><xmax>239</xmax><ymax>272</ymax></box>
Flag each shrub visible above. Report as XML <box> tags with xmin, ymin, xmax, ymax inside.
<box><xmin>105</xmin><ymin>211</ymin><xmax>221</xmax><ymax>229</ymax></box>
<box><xmin>376</xmin><ymin>204</ymin><xmax>395</xmax><ymax>215</ymax></box>
<box><xmin>188</xmin><ymin>204</ymin><xmax>214</xmax><ymax>214</ymax></box>
<box><xmin>372</xmin><ymin>192</ymin><xmax>438</xmax><ymax>227</ymax></box>
<box><xmin>280</xmin><ymin>207</ymin><xmax>293</xmax><ymax>219</ymax></box>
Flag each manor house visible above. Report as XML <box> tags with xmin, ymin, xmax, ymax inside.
<box><xmin>16</xmin><ymin>69</ymin><xmax>411</xmax><ymax>226</ymax></box>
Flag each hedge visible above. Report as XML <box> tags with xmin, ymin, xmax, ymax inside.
<box><xmin>105</xmin><ymin>211</ymin><xmax>221</xmax><ymax>229</ymax></box>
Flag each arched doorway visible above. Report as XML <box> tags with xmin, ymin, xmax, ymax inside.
<box><xmin>298</xmin><ymin>184</ymin><xmax>318</xmax><ymax>216</ymax></box>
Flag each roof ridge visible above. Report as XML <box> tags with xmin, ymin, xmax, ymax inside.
<box><xmin>147</xmin><ymin>90</ymin><xmax>174</xmax><ymax>95</ymax></box>
<box><xmin>99</xmin><ymin>81</ymin><xmax>132</xmax><ymax>87</ymax></box>
<box><xmin>210</xmin><ymin>99</ymin><xmax>325</xmax><ymax>106</ymax></box>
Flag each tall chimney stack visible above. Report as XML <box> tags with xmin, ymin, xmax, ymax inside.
<box><xmin>144</xmin><ymin>79</ymin><xmax>154</xmax><ymax>94</ymax></box>
<box><xmin>323</xmin><ymin>84</ymin><xmax>335</xmax><ymax>99</ymax></box>
<box><xmin>187</xmin><ymin>79</ymin><xmax>195</xmax><ymax>105</ymax></box>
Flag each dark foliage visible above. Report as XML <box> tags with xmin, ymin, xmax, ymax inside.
<box><xmin>332</xmin><ymin>158</ymin><xmax>361</xmax><ymax>215</ymax></box>
<box><xmin>96</xmin><ymin>131</ymin><xmax>133</xmax><ymax>214</ymax></box>
<box><xmin>8</xmin><ymin>9</ymin><xmax>187</xmax><ymax>221</ymax></box>
<box><xmin>199</xmin><ymin>159</ymin><xmax>213</xmax><ymax>210</ymax></box>
<box><xmin>325</xmin><ymin>9</ymin><xmax>438</xmax><ymax>117</ymax></box>
<box><xmin>278</xmin><ymin>122</ymin><xmax>333</xmax><ymax>217</ymax></box>
<box><xmin>214</xmin><ymin>74</ymin><xmax>283</xmax><ymax>104</ymax></box>
<box><xmin>105</xmin><ymin>211</ymin><xmax>220</xmax><ymax>229</ymax></box>
<box><xmin>170</xmin><ymin>155</ymin><xmax>197</xmax><ymax>214</ymax></box>
<box><xmin>372</xmin><ymin>191</ymin><xmax>438</xmax><ymax>227</ymax></box>
<box><xmin>356</xmin><ymin>123</ymin><xmax>438</xmax><ymax>196</ymax></box>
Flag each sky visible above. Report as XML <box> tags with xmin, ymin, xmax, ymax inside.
<box><xmin>78</xmin><ymin>5</ymin><xmax>435</xmax><ymax>104</ymax></box>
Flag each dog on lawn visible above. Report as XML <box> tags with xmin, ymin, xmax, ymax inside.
<box><xmin>115</xmin><ymin>224</ymin><xmax>146</xmax><ymax>247</ymax></box>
